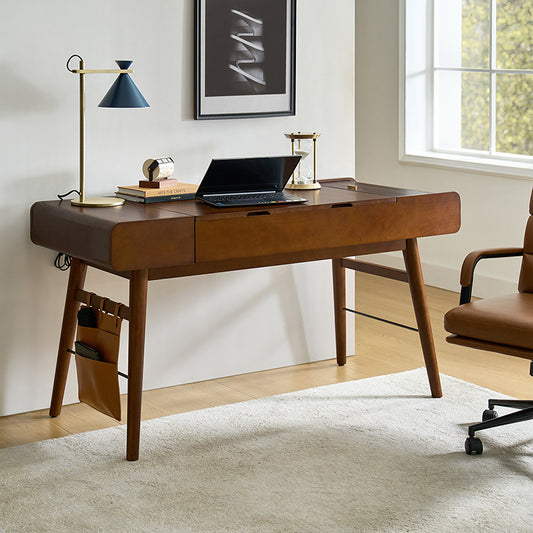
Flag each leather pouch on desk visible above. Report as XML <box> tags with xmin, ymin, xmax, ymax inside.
<box><xmin>75</xmin><ymin>301</ymin><xmax>124</xmax><ymax>421</ymax></box>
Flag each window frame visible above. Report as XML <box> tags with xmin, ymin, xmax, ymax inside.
<box><xmin>399</xmin><ymin>0</ymin><xmax>533</xmax><ymax>180</ymax></box>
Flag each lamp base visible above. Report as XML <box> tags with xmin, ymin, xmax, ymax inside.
<box><xmin>285</xmin><ymin>182</ymin><xmax>321</xmax><ymax>190</ymax></box>
<box><xmin>71</xmin><ymin>196</ymin><xmax>124</xmax><ymax>207</ymax></box>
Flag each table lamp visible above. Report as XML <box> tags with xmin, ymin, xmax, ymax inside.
<box><xmin>66</xmin><ymin>54</ymin><xmax>149</xmax><ymax>207</ymax></box>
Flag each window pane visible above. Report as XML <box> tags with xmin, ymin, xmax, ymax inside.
<box><xmin>496</xmin><ymin>74</ymin><xmax>533</xmax><ymax>155</ymax></box>
<box><xmin>461</xmin><ymin>0</ymin><xmax>490</xmax><ymax>68</ymax></box>
<box><xmin>435</xmin><ymin>0</ymin><xmax>463</xmax><ymax>68</ymax></box>
<box><xmin>435</xmin><ymin>71</ymin><xmax>489</xmax><ymax>151</ymax></box>
<box><xmin>496</xmin><ymin>0</ymin><xmax>533</xmax><ymax>70</ymax></box>
<box><xmin>462</xmin><ymin>71</ymin><xmax>490</xmax><ymax>151</ymax></box>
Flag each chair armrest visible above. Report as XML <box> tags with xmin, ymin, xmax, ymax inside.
<box><xmin>459</xmin><ymin>247</ymin><xmax>523</xmax><ymax>304</ymax></box>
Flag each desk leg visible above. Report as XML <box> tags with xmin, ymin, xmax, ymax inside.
<box><xmin>332</xmin><ymin>258</ymin><xmax>346</xmax><ymax>366</ymax></box>
<box><xmin>403</xmin><ymin>239</ymin><xmax>442</xmax><ymax>398</ymax></box>
<box><xmin>126</xmin><ymin>269</ymin><xmax>148</xmax><ymax>461</ymax></box>
<box><xmin>50</xmin><ymin>258</ymin><xmax>87</xmax><ymax>417</ymax></box>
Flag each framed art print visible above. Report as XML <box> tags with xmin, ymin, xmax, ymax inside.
<box><xmin>195</xmin><ymin>0</ymin><xmax>296</xmax><ymax>120</ymax></box>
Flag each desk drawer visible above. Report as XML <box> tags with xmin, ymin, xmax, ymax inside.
<box><xmin>195</xmin><ymin>192</ymin><xmax>460</xmax><ymax>262</ymax></box>
<box><xmin>195</xmin><ymin>205</ymin><xmax>377</xmax><ymax>262</ymax></box>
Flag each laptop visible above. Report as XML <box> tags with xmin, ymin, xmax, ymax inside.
<box><xmin>195</xmin><ymin>156</ymin><xmax>308</xmax><ymax>207</ymax></box>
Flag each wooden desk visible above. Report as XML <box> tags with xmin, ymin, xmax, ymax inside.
<box><xmin>30</xmin><ymin>179</ymin><xmax>460</xmax><ymax>460</ymax></box>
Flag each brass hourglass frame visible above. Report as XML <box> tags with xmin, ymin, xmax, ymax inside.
<box><xmin>284</xmin><ymin>132</ymin><xmax>321</xmax><ymax>190</ymax></box>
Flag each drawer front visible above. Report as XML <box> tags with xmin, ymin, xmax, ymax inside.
<box><xmin>195</xmin><ymin>192</ymin><xmax>460</xmax><ymax>262</ymax></box>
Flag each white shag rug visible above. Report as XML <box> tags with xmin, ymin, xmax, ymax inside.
<box><xmin>1</xmin><ymin>368</ymin><xmax>532</xmax><ymax>533</ymax></box>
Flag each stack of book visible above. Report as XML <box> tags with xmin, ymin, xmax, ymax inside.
<box><xmin>116</xmin><ymin>182</ymin><xmax>198</xmax><ymax>203</ymax></box>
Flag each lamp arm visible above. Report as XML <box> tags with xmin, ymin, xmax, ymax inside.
<box><xmin>72</xmin><ymin>69</ymin><xmax>133</xmax><ymax>74</ymax></box>
<box><xmin>66</xmin><ymin>55</ymin><xmax>133</xmax><ymax>74</ymax></box>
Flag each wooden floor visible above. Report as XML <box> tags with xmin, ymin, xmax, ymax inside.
<box><xmin>1</xmin><ymin>272</ymin><xmax>532</xmax><ymax>450</ymax></box>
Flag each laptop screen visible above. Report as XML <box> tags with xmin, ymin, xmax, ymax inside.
<box><xmin>196</xmin><ymin>156</ymin><xmax>301</xmax><ymax>197</ymax></box>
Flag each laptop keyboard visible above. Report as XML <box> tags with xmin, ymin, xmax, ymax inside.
<box><xmin>207</xmin><ymin>192</ymin><xmax>305</xmax><ymax>205</ymax></box>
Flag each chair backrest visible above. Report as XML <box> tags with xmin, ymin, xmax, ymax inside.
<box><xmin>518</xmin><ymin>190</ymin><xmax>533</xmax><ymax>293</ymax></box>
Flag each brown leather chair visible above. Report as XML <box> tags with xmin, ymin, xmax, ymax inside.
<box><xmin>444</xmin><ymin>191</ymin><xmax>533</xmax><ymax>455</ymax></box>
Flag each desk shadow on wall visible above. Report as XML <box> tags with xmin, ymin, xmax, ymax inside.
<box><xmin>144</xmin><ymin>265</ymin><xmax>314</xmax><ymax>388</ymax></box>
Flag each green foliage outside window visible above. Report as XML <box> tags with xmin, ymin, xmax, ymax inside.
<box><xmin>461</xmin><ymin>0</ymin><xmax>533</xmax><ymax>155</ymax></box>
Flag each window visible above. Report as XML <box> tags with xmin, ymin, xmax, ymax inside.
<box><xmin>401</xmin><ymin>0</ymin><xmax>533</xmax><ymax>178</ymax></box>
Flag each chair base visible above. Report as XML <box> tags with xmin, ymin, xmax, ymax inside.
<box><xmin>465</xmin><ymin>400</ymin><xmax>533</xmax><ymax>455</ymax></box>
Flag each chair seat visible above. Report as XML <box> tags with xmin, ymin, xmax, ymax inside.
<box><xmin>444</xmin><ymin>293</ymin><xmax>533</xmax><ymax>350</ymax></box>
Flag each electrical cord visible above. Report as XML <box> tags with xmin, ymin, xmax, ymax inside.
<box><xmin>54</xmin><ymin>253</ymin><xmax>72</xmax><ymax>271</ymax></box>
<box><xmin>53</xmin><ymin>189</ymin><xmax>80</xmax><ymax>270</ymax></box>
<box><xmin>57</xmin><ymin>189</ymin><xmax>80</xmax><ymax>201</ymax></box>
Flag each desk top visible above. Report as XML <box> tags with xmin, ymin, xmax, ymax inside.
<box><xmin>31</xmin><ymin>179</ymin><xmax>460</xmax><ymax>276</ymax></box>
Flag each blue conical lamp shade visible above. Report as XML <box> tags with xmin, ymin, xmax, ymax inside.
<box><xmin>98</xmin><ymin>60</ymin><xmax>149</xmax><ymax>108</ymax></box>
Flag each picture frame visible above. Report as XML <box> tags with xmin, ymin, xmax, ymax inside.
<box><xmin>194</xmin><ymin>0</ymin><xmax>296</xmax><ymax>120</ymax></box>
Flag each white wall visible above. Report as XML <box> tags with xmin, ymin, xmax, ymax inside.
<box><xmin>355</xmin><ymin>0</ymin><xmax>532</xmax><ymax>297</ymax></box>
<box><xmin>0</xmin><ymin>1</ymin><xmax>355</xmax><ymax>416</ymax></box>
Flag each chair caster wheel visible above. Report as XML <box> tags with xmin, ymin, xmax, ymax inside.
<box><xmin>465</xmin><ymin>436</ymin><xmax>483</xmax><ymax>455</ymax></box>
<box><xmin>482</xmin><ymin>409</ymin><xmax>498</xmax><ymax>421</ymax></box>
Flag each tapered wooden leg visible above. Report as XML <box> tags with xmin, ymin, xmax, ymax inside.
<box><xmin>332</xmin><ymin>258</ymin><xmax>347</xmax><ymax>366</ymax></box>
<box><xmin>403</xmin><ymin>239</ymin><xmax>442</xmax><ymax>398</ymax></box>
<box><xmin>126</xmin><ymin>269</ymin><xmax>148</xmax><ymax>461</ymax></box>
<box><xmin>50</xmin><ymin>258</ymin><xmax>87</xmax><ymax>417</ymax></box>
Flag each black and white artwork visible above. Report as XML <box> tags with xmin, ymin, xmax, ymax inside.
<box><xmin>195</xmin><ymin>0</ymin><xmax>296</xmax><ymax>119</ymax></box>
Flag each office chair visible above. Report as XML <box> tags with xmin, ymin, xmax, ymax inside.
<box><xmin>444</xmin><ymin>190</ymin><xmax>533</xmax><ymax>455</ymax></box>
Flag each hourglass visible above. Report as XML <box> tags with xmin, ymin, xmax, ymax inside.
<box><xmin>284</xmin><ymin>132</ymin><xmax>321</xmax><ymax>190</ymax></box>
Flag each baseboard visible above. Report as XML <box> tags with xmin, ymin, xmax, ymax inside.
<box><xmin>356</xmin><ymin>252</ymin><xmax>518</xmax><ymax>299</ymax></box>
